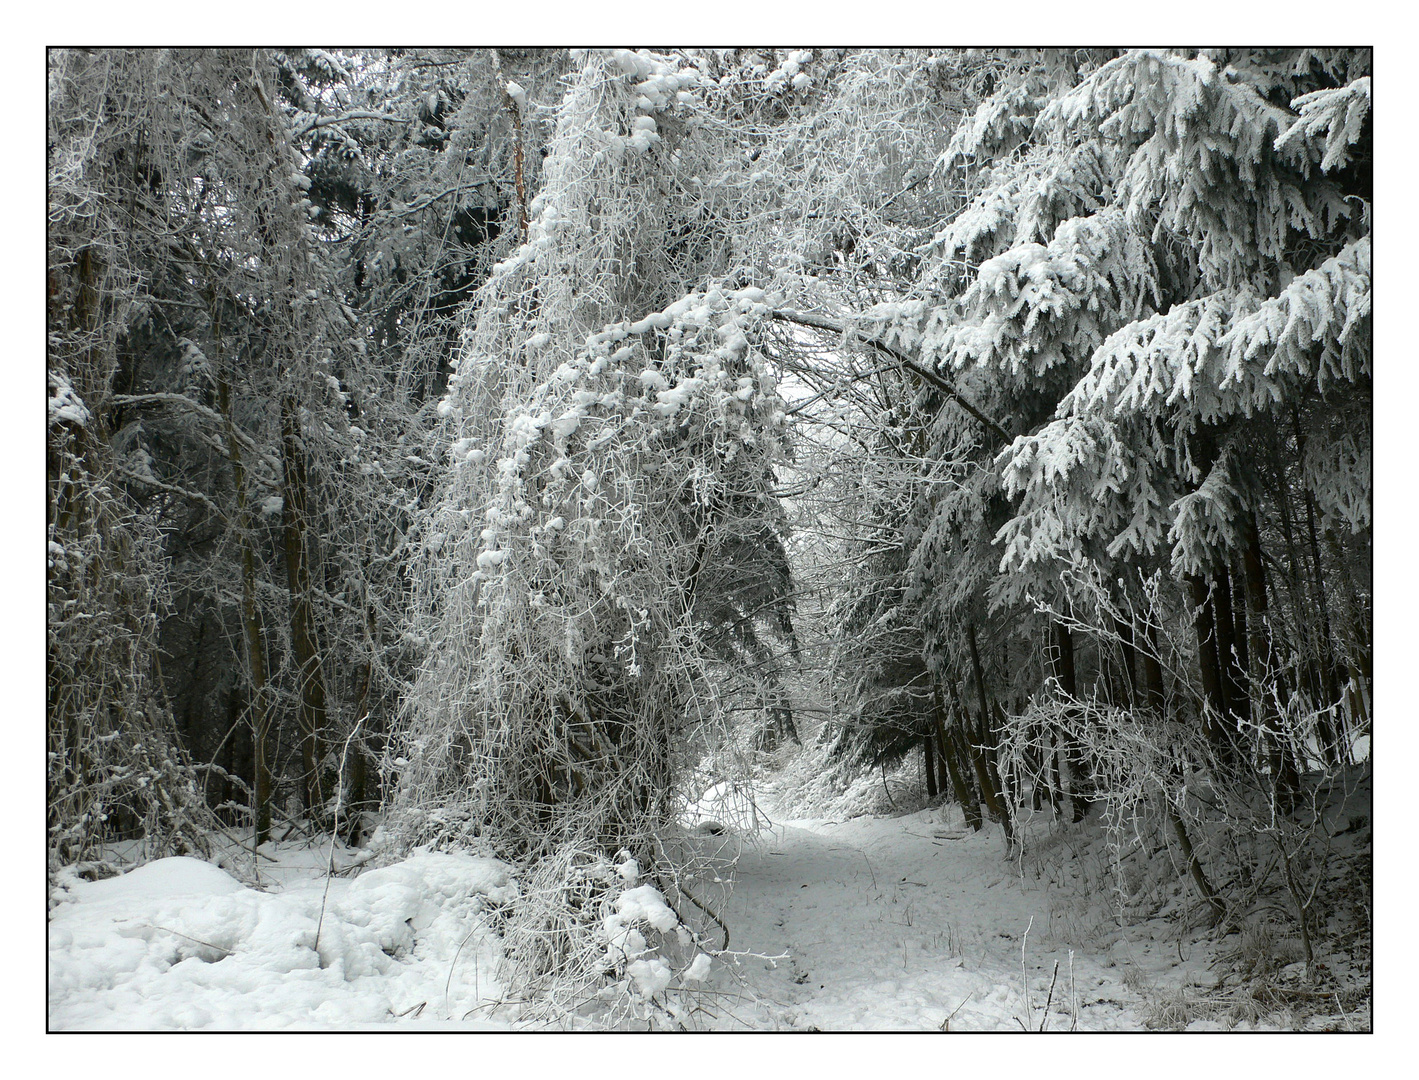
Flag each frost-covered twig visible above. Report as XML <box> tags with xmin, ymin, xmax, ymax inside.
<box><xmin>1020</xmin><ymin>914</ymin><xmax>1035</xmax><ymax>1030</ymax></box>
<box><xmin>1040</xmin><ymin>959</ymin><xmax>1060</xmax><ymax>1031</ymax></box>
<box><xmin>315</xmin><ymin>714</ymin><xmax>365</xmax><ymax>954</ymax></box>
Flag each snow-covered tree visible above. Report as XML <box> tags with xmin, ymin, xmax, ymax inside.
<box><xmin>45</xmin><ymin>48</ymin><xmax>538</xmax><ymax>849</ymax></box>
<box><xmin>974</xmin><ymin>50</ymin><xmax>1371</xmax><ymax>759</ymax></box>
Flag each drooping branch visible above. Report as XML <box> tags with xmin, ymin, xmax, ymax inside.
<box><xmin>292</xmin><ymin>110</ymin><xmax>411</xmax><ymax>137</ymax></box>
<box><xmin>772</xmin><ymin>309</ymin><xmax>1012</xmax><ymax>445</ymax></box>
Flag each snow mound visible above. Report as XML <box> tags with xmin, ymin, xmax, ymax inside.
<box><xmin>49</xmin><ymin>852</ymin><xmax>516</xmax><ymax>1030</ymax></box>
<box><xmin>74</xmin><ymin>856</ymin><xmax>247</xmax><ymax>903</ymax></box>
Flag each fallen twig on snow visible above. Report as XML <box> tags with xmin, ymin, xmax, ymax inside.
<box><xmin>1040</xmin><ymin>959</ymin><xmax>1060</xmax><ymax>1031</ymax></box>
<box><xmin>1020</xmin><ymin>914</ymin><xmax>1035</xmax><ymax>1030</ymax></box>
<box><xmin>940</xmin><ymin>991</ymin><xmax>973</xmax><ymax>1031</ymax></box>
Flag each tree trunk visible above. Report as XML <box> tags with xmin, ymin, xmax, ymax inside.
<box><xmin>1114</xmin><ymin>616</ymin><xmax>1137</xmax><ymax>710</ymax></box>
<box><xmin>1300</xmin><ymin>483</ymin><xmax>1343</xmax><ymax>762</ymax></box>
<box><xmin>1049</xmin><ymin>621</ymin><xmax>1089</xmax><ymax>821</ymax></box>
<box><xmin>219</xmin><ymin>375</ymin><xmax>272</xmax><ymax>845</ymax></box>
<box><xmin>1186</xmin><ymin>574</ymin><xmax>1234</xmax><ymax>764</ymax></box>
<box><xmin>923</xmin><ymin>734</ymin><xmax>939</xmax><ymax>799</ymax></box>
<box><xmin>181</xmin><ymin>617</ymin><xmax>207</xmax><ymax>762</ymax></box>
<box><xmin>1292</xmin><ymin>410</ymin><xmax>1343</xmax><ymax>718</ymax></box>
<box><xmin>1212</xmin><ymin>562</ymin><xmax>1249</xmax><ymax>743</ymax></box>
<box><xmin>1211</xmin><ymin>565</ymin><xmax>1237</xmax><ymax>718</ymax></box>
<box><xmin>1243</xmin><ymin>512</ymin><xmax>1301</xmax><ymax>793</ymax></box>
<box><xmin>347</xmin><ymin>626</ymin><xmax>374</xmax><ymax>836</ymax></box>
<box><xmin>1141</xmin><ymin>619</ymin><xmax>1167</xmax><ymax>716</ymax></box>
<box><xmin>221</xmin><ymin>683</ymin><xmax>240</xmax><ymax>821</ymax></box>
<box><xmin>1229</xmin><ymin>563</ymin><xmax>1250</xmax><ymax>695</ymax></box>
<box><xmin>1324</xmin><ymin>530</ymin><xmax>1371</xmax><ymax>684</ymax></box>
<box><xmin>1045</xmin><ymin>730</ymin><xmax>1065</xmax><ymax>815</ymax></box>
<box><xmin>963</xmin><ymin>630</ymin><xmax>1014</xmax><ymax>847</ymax></box>
<box><xmin>281</xmin><ymin>395</ymin><xmax>330</xmax><ymax>822</ymax></box>
<box><xmin>1273</xmin><ymin>472</ymin><xmax>1322</xmax><ymax>698</ymax></box>
<box><xmin>950</xmin><ymin>678</ymin><xmax>1004</xmax><ymax>828</ymax></box>
<box><xmin>950</xmin><ymin>727</ymin><xmax>984</xmax><ymax>830</ymax></box>
<box><xmin>982</xmin><ymin>703</ymin><xmax>1017</xmax><ymax>838</ymax></box>
<box><xmin>932</xmin><ymin>694</ymin><xmax>982</xmax><ymax>830</ymax></box>
<box><xmin>1326</xmin><ymin>529</ymin><xmax>1371</xmax><ymax>753</ymax></box>
<box><xmin>1053</xmin><ymin>621</ymin><xmax>1077</xmax><ymax>698</ymax></box>
<box><xmin>1166</xmin><ymin>801</ymin><xmax>1226</xmax><ymax>925</ymax></box>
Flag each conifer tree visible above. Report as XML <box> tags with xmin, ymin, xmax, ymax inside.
<box><xmin>976</xmin><ymin>50</ymin><xmax>1371</xmax><ymax>761</ymax></box>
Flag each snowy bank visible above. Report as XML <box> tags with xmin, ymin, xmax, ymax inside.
<box><xmin>48</xmin><ymin>850</ymin><xmax>516</xmax><ymax>1030</ymax></box>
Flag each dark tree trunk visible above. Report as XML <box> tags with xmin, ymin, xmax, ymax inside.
<box><xmin>1326</xmin><ymin>536</ymin><xmax>1372</xmax><ymax>718</ymax></box>
<box><xmin>923</xmin><ymin>734</ymin><xmax>939</xmax><ymax>799</ymax></box>
<box><xmin>1243</xmin><ymin>512</ymin><xmax>1302</xmax><ymax>793</ymax></box>
<box><xmin>1325</xmin><ymin>530</ymin><xmax>1371</xmax><ymax>684</ymax></box>
<box><xmin>964</xmin><ymin>630</ymin><xmax>1014</xmax><ymax>847</ymax></box>
<box><xmin>982</xmin><ymin>704</ymin><xmax>1017</xmax><ymax>837</ymax></box>
<box><xmin>222</xmin><ymin>684</ymin><xmax>241</xmax><ymax>819</ymax></box>
<box><xmin>219</xmin><ymin>374</ymin><xmax>272</xmax><ymax>845</ymax></box>
<box><xmin>1053</xmin><ymin>621</ymin><xmax>1077</xmax><ymax>698</ymax></box>
<box><xmin>935</xmin><ymin>702</ymin><xmax>982</xmax><ymax>830</ymax></box>
<box><xmin>1211</xmin><ymin>565</ymin><xmax>1237</xmax><ymax>717</ymax></box>
<box><xmin>1186</xmin><ymin>574</ymin><xmax>1234</xmax><ymax>764</ymax></box>
<box><xmin>1272</xmin><ymin>439</ymin><xmax>1337</xmax><ymax>765</ymax></box>
<box><xmin>1273</xmin><ymin>471</ymin><xmax>1321</xmax><ymax>693</ymax></box>
<box><xmin>950</xmin><ymin>677</ymin><xmax>1005</xmax><ymax>830</ymax></box>
<box><xmin>1167</xmin><ymin>802</ymin><xmax>1226</xmax><ymax>925</ymax></box>
<box><xmin>1324</xmin><ymin>532</ymin><xmax>1371</xmax><ymax>749</ymax></box>
<box><xmin>282</xmin><ymin>396</ymin><xmax>330</xmax><ymax>822</ymax></box>
<box><xmin>348</xmin><ymin>631</ymin><xmax>375</xmax><ymax>833</ymax></box>
<box><xmin>951</xmin><ymin>730</ymin><xmax>982</xmax><ymax>821</ymax></box>
<box><xmin>1212</xmin><ymin>562</ymin><xmax>1249</xmax><ymax>739</ymax></box>
<box><xmin>1292</xmin><ymin>410</ymin><xmax>1344</xmax><ymax>720</ymax></box>
<box><xmin>1142</xmin><ymin>620</ymin><xmax>1167</xmax><ymax>716</ymax></box>
<box><xmin>1024</xmin><ymin>724</ymin><xmax>1047</xmax><ymax>812</ymax></box>
<box><xmin>1229</xmin><ymin>563</ymin><xmax>1250</xmax><ymax>694</ymax></box>
<box><xmin>1242</xmin><ymin>513</ymin><xmax>1273</xmax><ymax>680</ymax></box>
<box><xmin>1300</xmin><ymin>483</ymin><xmax>1343</xmax><ymax>762</ymax></box>
<box><xmin>1049</xmin><ymin>621</ymin><xmax>1089</xmax><ymax>821</ymax></box>
<box><xmin>1114</xmin><ymin>616</ymin><xmax>1137</xmax><ymax>710</ymax></box>
<box><xmin>1045</xmin><ymin>730</ymin><xmax>1065</xmax><ymax>816</ymax></box>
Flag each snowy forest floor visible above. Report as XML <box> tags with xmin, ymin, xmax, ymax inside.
<box><xmin>671</xmin><ymin>793</ymin><xmax>1317</xmax><ymax>1031</ymax></box>
<box><xmin>689</xmin><ymin>756</ymin><xmax>1370</xmax><ymax>1032</ymax></box>
<box><xmin>47</xmin><ymin>774</ymin><xmax>1370</xmax><ymax>1031</ymax></box>
<box><xmin>695</xmin><ymin>808</ymin><xmax>1155</xmax><ymax>1030</ymax></box>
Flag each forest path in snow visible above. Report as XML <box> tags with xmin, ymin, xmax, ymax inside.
<box><xmin>700</xmin><ymin>809</ymin><xmax>1162</xmax><ymax>1030</ymax></box>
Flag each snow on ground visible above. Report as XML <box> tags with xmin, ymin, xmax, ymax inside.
<box><xmin>48</xmin><ymin>808</ymin><xmax>1224</xmax><ymax>1031</ymax></box>
<box><xmin>54</xmin><ymin>768</ymin><xmax>1320</xmax><ymax>1031</ymax></box>
<box><xmin>686</xmin><ymin>802</ymin><xmax>1177</xmax><ymax>1030</ymax></box>
<box><xmin>48</xmin><ymin>840</ymin><xmax>516</xmax><ymax>1030</ymax></box>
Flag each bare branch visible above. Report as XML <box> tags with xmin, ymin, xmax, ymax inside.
<box><xmin>293</xmin><ymin>110</ymin><xmax>412</xmax><ymax>137</ymax></box>
<box><xmin>772</xmin><ymin>309</ymin><xmax>1012</xmax><ymax>445</ymax></box>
